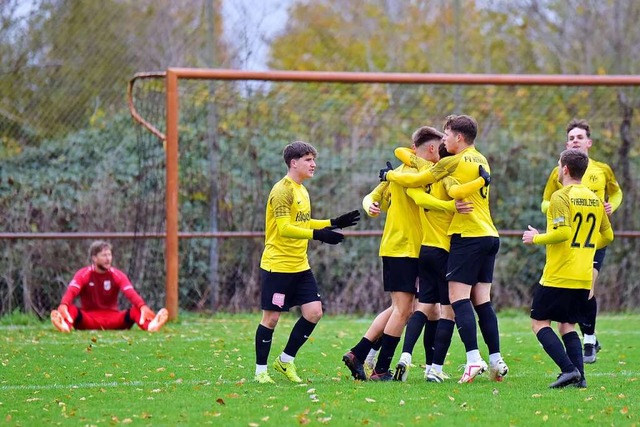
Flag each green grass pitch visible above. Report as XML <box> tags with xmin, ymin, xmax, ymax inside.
<box><xmin>1</xmin><ymin>312</ymin><xmax>638</xmax><ymax>426</ymax></box>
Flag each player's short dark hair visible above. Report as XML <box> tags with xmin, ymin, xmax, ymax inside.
<box><xmin>412</xmin><ymin>126</ymin><xmax>444</xmax><ymax>148</ymax></box>
<box><xmin>283</xmin><ymin>141</ymin><xmax>317</xmax><ymax>167</ymax></box>
<box><xmin>560</xmin><ymin>149</ymin><xmax>589</xmax><ymax>179</ymax></box>
<box><xmin>89</xmin><ymin>240</ymin><xmax>112</xmax><ymax>259</ymax></box>
<box><xmin>444</xmin><ymin>114</ymin><xmax>477</xmax><ymax>143</ymax></box>
<box><xmin>438</xmin><ymin>142</ymin><xmax>453</xmax><ymax>159</ymax></box>
<box><xmin>566</xmin><ymin>118</ymin><xmax>590</xmax><ymax>137</ymax></box>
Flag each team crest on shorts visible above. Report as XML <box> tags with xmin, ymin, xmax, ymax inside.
<box><xmin>104</xmin><ymin>280</ymin><xmax>111</xmax><ymax>291</ymax></box>
<box><xmin>272</xmin><ymin>293</ymin><xmax>285</xmax><ymax>308</ymax></box>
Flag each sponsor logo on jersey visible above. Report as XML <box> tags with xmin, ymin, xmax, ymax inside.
<box><xmin>295</xmin><ymin>211</ymin><xmax>311</xmax><ymax>222</ymax></box>
<box><xmin>104</xmin><ymin>280</ymin><xmax>111</xmax><ymax>291</ymax></box>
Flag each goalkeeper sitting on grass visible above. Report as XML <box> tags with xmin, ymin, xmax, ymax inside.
<box><xmin>50</xmin><ymin>240</ymin><xmax>168</xmax><ymax>333</ymax></box>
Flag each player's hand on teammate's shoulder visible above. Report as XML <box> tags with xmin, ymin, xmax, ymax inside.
<box><xmin>379</xmin><ymin>161</ymin><xmax>393</xmax><ymax>182</ymax></box>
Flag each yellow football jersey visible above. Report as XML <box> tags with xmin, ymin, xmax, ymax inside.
<box><xmin>536</xmin><ymin>184</ymin><xmax>612</xmax><ymax>290</ymax></box>
<box><xmin>541</xmin><ymin>159</ymin><xmax>623</xmax><ymax>213</ymax></box>
<box><xmin>260</xmin><ymin>176</ymin><xmax>330</xmax><ymax>273</ymax></box>
<box><xmin>364</xmin><ymin>164</ymin><xmax>423</xmax><ymax>258</ymax></box>
<box><xmin>387</xmin><ymin>146</ymin><xmax>497</xmax><ymax>238</ymax></box>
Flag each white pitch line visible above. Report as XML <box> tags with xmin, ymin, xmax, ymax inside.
<box><xmin>0</xmin><ymin>379</ymin><xmax>214</xmax><ymax>392</ymax></box>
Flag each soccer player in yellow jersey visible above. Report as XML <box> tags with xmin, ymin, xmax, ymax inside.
<box><xmin>393</xmin><ymin>139</ymin><xmax>486</xmax><ymax>383</ymax></box>
<box><xmin>380</xmin><ymin>115</ymin><xmax>507</xmax><ymax>384</ymax></box>
<box><xmin>540</xmin><ymin>119</ymin><xmax>623</xmax><ymax>364</ymax></box>
<box><xmin>254</xmin><ymin>141</ymin><xmax>361</xmax><ymax>384</ymax></box>
<box><xmin>343</xmin><ymin>126</ymin><xmax>442</xmax><ymax>381</ymax></box>
<box><xmin>524</xmin><ymin>149</ymin><xmax>614</xmax><ymax>388</ymax></box>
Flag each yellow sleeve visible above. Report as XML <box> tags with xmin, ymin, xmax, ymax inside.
<box><xmin>310</xmin><ymin>219</ymin><xmax>332</xmax><ymax>229</ymax></box>
<box><xmin>275</xmin><ymin>216</ymin><xmax>314</xmax><ymax>239</ymax></box>
<box><xmin>596</xmin><ymin>208</ymin><xmax>614</xmax><ymax>249</ymax></box>
<box><xmin>394</xmin><ymin>147</ymin><xmax>429</xmax><ymax>169</ymax></box>
<box><xmin>406</xmin><ymin>187</ymin><xmax>456</xmax><ymax>212</ymax></box>
<box><xmin>386</xmin><ymin>166</ymin><xmax>437</xmax><ymax>187</ymax></box>
<box><xmin>597</xmin><ymin>227</ymin><xmax>614</xmax><ymax>249</ymax></box>
<box><xmin>597</xmin><ymin>162</ymin><xmax>623</xmax><ymax>212</ymax></box>
<box><xmin>362</xmin><ymin>182</ymin><xmax>389</xmax><ymax>217</ymax></box>
<box><xmin>447</xmin><ymin>177</ymin><xmax>485</xmax><ymax>200</ymax></box>
<box><xmin>532</xmin><ymin>225</ymin><xmax>572</xmax><ymax>245</ymax></box>
<box><xmin>541</xmin><ymin>167</ymin><xmax>561</xmax><ymax>213</ymax></box>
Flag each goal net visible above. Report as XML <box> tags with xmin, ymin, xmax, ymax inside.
<box><xmin>128</xmin><ymin>70</ymin><xmax>640</xmax><ymax>316</ymax></box>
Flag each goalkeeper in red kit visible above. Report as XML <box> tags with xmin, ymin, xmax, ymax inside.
<box><xmin>50</xmin><ymin>240</ymin><xmax>168</xmax><ymax>333</ymax></box>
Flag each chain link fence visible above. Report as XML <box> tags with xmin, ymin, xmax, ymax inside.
<box><xmin>1</xmin><ymin>1</ymin><xmax>639</xmax><ymax>317</ymax></box>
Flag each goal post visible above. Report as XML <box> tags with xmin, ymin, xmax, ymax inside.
<box><xmin>129</xmin><ymin>69</ymin><xmax>640</xmax><ymax>319</ymax></box>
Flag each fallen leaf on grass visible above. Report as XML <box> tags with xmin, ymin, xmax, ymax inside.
<box><xmin>216</xmin><ymin>398</ymin><xmax>225</xmax><ymax>405</ymax></box>
<box><xmin>621</xmin><ymin>407</ymin><xmax>629</xmax><ymax>415</ymax></box>
<box><xmin>365</xmin><ymin>398</ymin><xmax>376</xmax><ymax>403</ymax></box>
<box><xmin>531</xmin><ymin>394</ymin><xmax>542</xmax><ymax>398</ymax></box>
<box><xmin>448</xmin><ymin>396</ymin><xmax>455</xmax><ymax>402</ymax></box>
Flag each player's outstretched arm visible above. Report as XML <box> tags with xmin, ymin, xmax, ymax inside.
<box><xmin>394</xmin><ymin>147</ymin><xmax>430</xmax><ymax>170</ymax></box>
<box><xmin>312</xmin><ymin>227</ymin><xmax>344</xmax><ymax>245</ymax></box>
<box><xmin>406</xmin><ymin>188</ymin><xmax>456</xmax><ymax>213</ymax></box>
<box><xmin>331</xmin><ymin>210</ymin><xmax>361</xmax><ymax>229</ymax></box>
<box><xmin>447</xmin><ymin>177</ymin><xmax>485</xmax><ymax>200</ymax></box>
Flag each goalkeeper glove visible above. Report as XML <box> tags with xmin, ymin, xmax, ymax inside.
<box><xmin>479</xmin><ymin>165</ymin><xmax>491</xmax><ymax>186</ymax></box>
<box><xmin>313</xmin><ymin>227</ymin><xmax>344</xmax><ymax>245</ymax></box>
<box><xmin>379</xmin><ymin>161</ymin><xmax>393</xmax><ymax>181</ymax></box>
<box><xmin>57</xmin><ymin>304</ymin><xmax>74</xmax><ymax>324</ymax></box>
<box><xmin>140</xmin><ymin>305</ymin><xmax>156</xmax><ymax>325</ymax></box>
<box><xmin>331</xmin><ymin>209</ymin><xmax>361</xmax><ymax>229</ymax></box>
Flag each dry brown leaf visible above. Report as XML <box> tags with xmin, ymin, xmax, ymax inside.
<box><xmin>216</xmin><ymin>398</ymin><xmax>225</xmax><ymax>405</ymax></box>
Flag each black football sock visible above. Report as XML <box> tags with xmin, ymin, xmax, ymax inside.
<box><xmin>475</xmin><ymin>301</ymin><xmax>501</xmax><ymax>354</ymax></box>
<box><xmin>374</xmin><ymin>333</ymin><xmax>401</xmax><ymax>373</ymax></box>
<box><xmin>401</xmin><ymin>311</ymin><xmax>428</xmax><ymax>354</ymax></box>
<box><xmin>283</xmin><ymin>316</ymin><xmax>317</xmax><ymax>358</ymax></box>
<box><xmin>562</xmin><ymin>331</ymin><xmax>584</xmax><ymax>378</ymax></box>
<box><xmin>371</xmin><ymin>336</ymin><xmax>382</xmax><ymax>351</ymax></box>
<box><xmin>351</xmin><ymin>337</ymin><xmax>374</xmax><ymax>363</ymax></box>
<box><xmin>432</xmin><ymin>318</ymin><xmax>455</xmax><ymax>366</ymax></box>
<box><xmin>255</xmin><ymin>324</ymin><xmax>274</xmax><ymax>365</ymax></box>
<box><xmin>579</xmin><ymin>297</ymin><xmax>597</xmax><ymax>336</ymax></box>
<box><xmin>536</xmin><ymin>326</ymin><xmax>574</xmax><ymax>373</ymax></box>
<box><xmin>423</xmin><ymin>319</ymin><xmax>439</xmax><ymax>365</ymax></box>
<box><xmin>452</xmin><ymin>299</ymin><xmax>479</xmax><ymax>352</ymax></box>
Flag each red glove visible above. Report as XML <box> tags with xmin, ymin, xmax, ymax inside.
<box><xmin>58</xmin><ymin>304</ymin><xmax>74</xmax><ymax>324</ymax></box>
<box><xmin>139</xmin><ymin>305</ymin><xmax>156</xmax><ymax>325</ymax></box>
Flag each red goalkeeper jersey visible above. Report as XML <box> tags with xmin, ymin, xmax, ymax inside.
<box><xmin>61</xmin><ymin>265</ymin><xmax>146</xmax><ymax>311</ymax></box>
